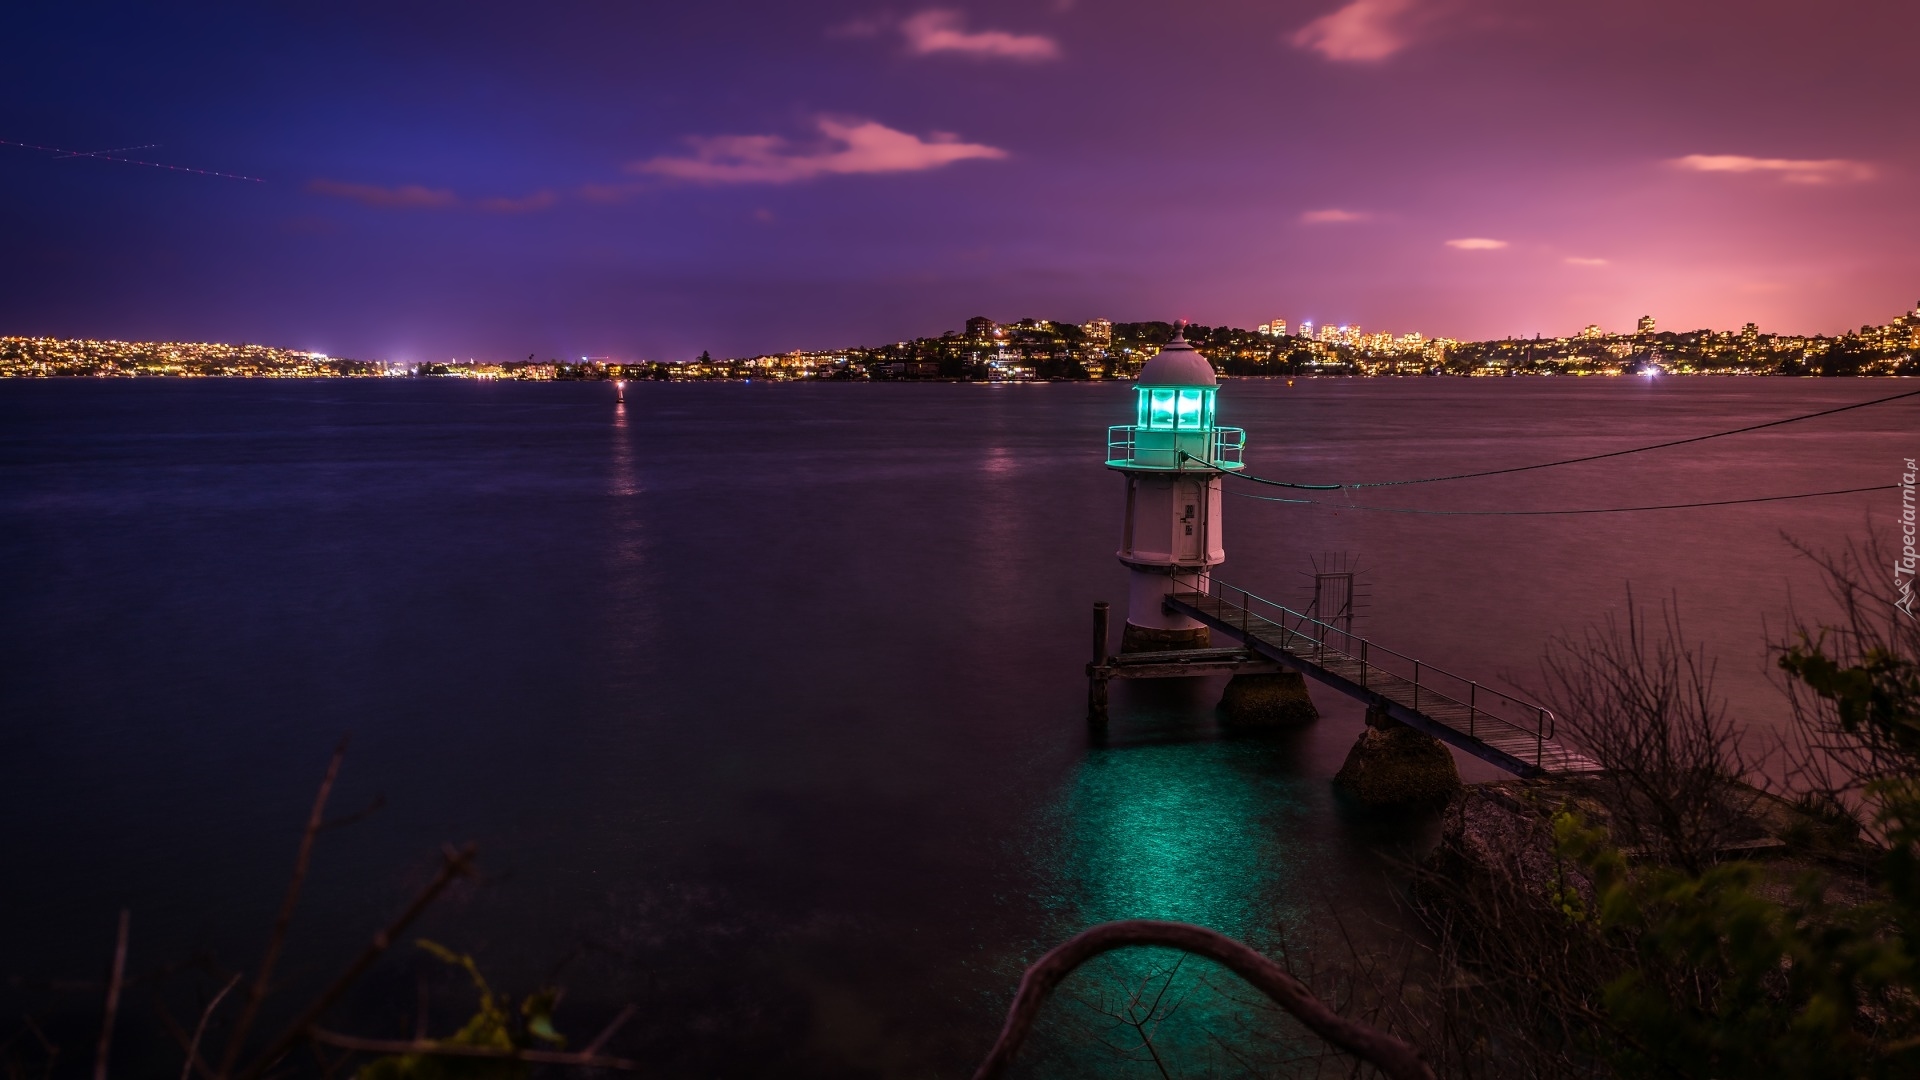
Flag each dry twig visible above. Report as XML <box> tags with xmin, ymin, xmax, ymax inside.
<box><xmin>93</xmin><ymin>910</ymin><xmax>128</xmax><ymax>1080</ymax></box>
<box><xmin>236</xmin><ymin>843</ymin><xmax>477</xmax><ymax>1080</ymax></box>
<box><xmin>580</xmin><ymin>1004</ymin><xmax>639</xmax><ymax>1059</ymax></box>
<box><xmin>219</xmin><ymin>737</ymin><xmax>349</xmax><ymax>1079</ymax></box>
<box><xmin>181</xmin><ymin>975</ymin><xmax>242</xmax><ymax>1080</ymax></box>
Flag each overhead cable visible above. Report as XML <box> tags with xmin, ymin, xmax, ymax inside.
<box><xmin>1194</xmin><ymin>384</ymin><xmax>1920</xmax><ymax>490</ymax></box>
<box><xmin>1224</xmin><ymin>483</ymin><xmax>1894</xmax><ymax>517</ymax></box>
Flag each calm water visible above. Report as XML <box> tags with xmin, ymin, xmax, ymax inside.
<box><xmin>0</xmin><ymin>377</ymin><xmax>1908</xmax><ymax>1076</ymax></box>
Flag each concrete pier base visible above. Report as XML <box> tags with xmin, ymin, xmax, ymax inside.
<box><xmin>1218</xmin><ymin>671</ymin><xmax>1319</xmax><ymax>728</ymax></box>
<box><xmin>1120</xmin><ymin>621</ymin><xmax>1210</xmax><ymax>653</ymax></box>
<box><xmin>1334</xmin><ymin>706</ymin><xmax>1462</xmax><ymax>806</ymax></box>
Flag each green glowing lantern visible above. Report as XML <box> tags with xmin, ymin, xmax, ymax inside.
<box><xmin>1107</xmin><ymin>329</ymin><xmax>1244</xmax><ymax>472</ymax></box>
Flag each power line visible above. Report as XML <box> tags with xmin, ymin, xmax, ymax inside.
<box><xmin>1199</xmin><ymin>384</ymin><xmax>1920</xmax><ymax>490</ymax></box>
<box><xmin>1225</xmin><ymin>482</ymin><xmax>1894</xmax><ymax>516</ymax></box>
<box><xmin>0</xmin><ymin>138</ymin><xmax>265</xmax><ymax>183</ymax></box>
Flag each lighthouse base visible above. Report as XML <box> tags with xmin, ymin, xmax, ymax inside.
<box><xmin>1120</xmin><ymin>621</ymin><xmax>1211</xmax><ymax>653</ymax></box>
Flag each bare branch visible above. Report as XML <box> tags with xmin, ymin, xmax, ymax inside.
<box><xmin>94</xmin><ymin>910</ymin><xmax>129</xmax><ymax>1080</ymax></box>
<box><xmin>971</xmin><ymin>919</ymin><xmax>1437</xmax><ymax>1080</ymax></box>
<box><xmin>219</xmin><ymin>737</ymin><xmax>349</xmax><ymax>1078</ymax></box>
<box><xmin>21</xmin><ymin>1015</ymin><xmax>60</xmax><ymax>1079</ymax></box>
<box><xmin>236</xmin><ymin>843</ymin><xmax>477</xmax><ymax>1080</ymax></box>
<box><xmin>182</xmin><ymin>975</ymin><xmax>242</xmax><ymax>1080</ymax></box>
<box><xmin>580</xmin><ymin>1004</ymin><xmax>638</xmax><ymax>1058</ymax></box>
<box><xmin>1541</xmin><ymin>591</ymin><xmax>1759</xmax><ymax>872</ymax></box>
<box><xmin>318</xmin><ymin>794</ymin><xmax>385</xmax><ymax>833</ymax></box>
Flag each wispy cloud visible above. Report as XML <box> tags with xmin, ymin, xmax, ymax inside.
<box><xmin>1290</xmin><ymin>0</ymin><xmax>1421</xmax><ymax>62</ymax></box>
<box><xmin>1301</xmin><ymin>208</ymin><xmax>1370</xmax><ymax>224</ymax></box>
<box><xmin>1670</xmin><ymin>154</ymin><xmax>1874</xmax><ymax>184</ymax></box>
<box><xmin>899</xmin><ymin>10</ymin><xmax>1060</xmax><ymax>61</ymax></box>
<box><xmin>309</xmin><ymin>179</ymin><xmax>558</xmax><ymax>212</ymax></box>
<box><xmin>308</xmin><ymin>179</ymin><xmax>459</xmax><ymax>209</ymax></box>
<box><xmin>634</xmin><ymin>117</ymin><xmax>1007</xmax><ymax>184</ymax></box>
<box><xmin>576</xmin><ymin>181</ymin><xmax>644</xmax><ymax>204</ymax></box>
<box><xmin>1445</xmin><ymin>237</ymin><xmax>1507</xmax><ymax>250</ymax></box>
<box><xmin>1564</xmin><ymin>256</ymin><xmax>1608</xmax><ymax>266</ymax></box>
<box><xmin>474</xmin><ymin>191</ymin><xmax>558</xmax><ymax>213</ymax></box>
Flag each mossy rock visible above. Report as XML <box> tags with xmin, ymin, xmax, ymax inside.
<box><xmin>1334</xmin><ymin>724</ymin><xmax>1462</xmax><ymax>806</ymax></box>
<box><xmin>1218</xmin><ymin>671</ymin><xmax>1319</xmax><ymax>727</ymax></box>
<box><xmin>1120</xmin><ymin>622</ymin><xmax>1210</xmax><ymax>653</ymax></box>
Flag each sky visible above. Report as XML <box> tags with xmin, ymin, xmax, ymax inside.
<box><xmin>2</xmin><ymin>0</ymin><xmax>1917</xmax><ymax>362</ymax></box>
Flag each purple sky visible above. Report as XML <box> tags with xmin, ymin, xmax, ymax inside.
<box><xmin>3</xmin><ymin>1</ymin><xmax>1916</xmax><ymax>361</ymax></box>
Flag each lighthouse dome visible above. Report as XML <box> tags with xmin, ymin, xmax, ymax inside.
<box><xmin>1136</xmin><ymin>328</ymin><xmax>1218</xmax><ymax>387</ymax></box>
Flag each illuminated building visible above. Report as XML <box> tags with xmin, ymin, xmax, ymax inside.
<box><xmin>1637</xmin><ymin>315</ymin><xmax>1657</xmax><ymax>333</ymax></box>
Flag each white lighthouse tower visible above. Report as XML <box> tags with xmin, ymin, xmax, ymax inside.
<box><xmin>1105</xmin><ymin>325</ymin><xmax>1246</xmax><ymax>652</ymax></box>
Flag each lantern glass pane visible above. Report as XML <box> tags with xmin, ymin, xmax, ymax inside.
<box><xmin>1176</xmin><ymin>389</ymin><xmax>1203</xmax><ymax>428</ymax></box>
<box><xmin>1149</xmin><ymin>388</ymin><xmax>1176</xmax><ymax>428</ymax></box>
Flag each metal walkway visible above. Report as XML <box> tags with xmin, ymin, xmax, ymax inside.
<box><xmin>1165</xmin><ymin>579</ymin><xmax>1601</xmax><ymax>777</ymax></box>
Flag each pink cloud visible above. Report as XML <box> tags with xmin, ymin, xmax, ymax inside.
<box><xmin>1564</xmin><ymin>256</ymin><xmax>1609</xmax><ymax>266</ymax></box>
<box><xmin>900</xmin><ymin>10</ymin><xmax>1060</xmax><ymax>61</ymax></box>
<box><xmin>1290</xmin><ymin>0</ymin><xmax>1421</xmax><ymax>62</ymax></box>
<box><xmin>1301</xmin><ymin>208</ymin><xmax>1369</xmax><ymax>224</ymax></box>
<box><xmin>634</xmin><ymin>117</ymin><xmax>1007</xmax><ymax>184</ymax></box>
<box><xmin>307</xmin><ymin>178</ymin><xmax>459</xmax><ymax>209</ymax></box>
<box><xmin>1671</xmin><ymin>154</ymin><xmax>1874</xmax><ymax>184</ymax></box>
<box><xmin>1445</xmin><ymin>237</ymin><xmax>1507</xmax><ymax>250</ymax></box>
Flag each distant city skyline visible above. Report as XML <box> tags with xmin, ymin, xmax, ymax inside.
<box><xmin>3</xmin><ymin>2</ymin><xmax>1916</xmax><ymax>360</ymax></box>
<box><xmin>12</xmin><ymin>297</ymin><xmax>1915</xmax><ymax>378</ymax></box>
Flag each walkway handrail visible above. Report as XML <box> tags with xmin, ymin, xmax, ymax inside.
<box><xmin>1179</xmin><ymin>576</ymin><xmax>1559</xmax><ymax>746</ymax></box>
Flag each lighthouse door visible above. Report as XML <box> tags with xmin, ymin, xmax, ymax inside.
<box><xmin>1174</xmin><ymin>482</ymin><xmax>1203</xmax><ymax>562</ymax></box>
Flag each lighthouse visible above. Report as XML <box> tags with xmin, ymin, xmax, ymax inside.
<box><xmin>1105</xmin><ymin>325</ymin><xmax>1245</xmax><ymax>652</ymax></box>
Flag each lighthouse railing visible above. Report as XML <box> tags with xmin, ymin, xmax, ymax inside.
<box><xmin>1209</xmin><ymin>427</ymin><xmax>1246</xmax><ymax>466</ymax></box>
<box><xmin>1106</xmin><ymin>425</ymin><xmax>1246</xmax><ymax>470</ymax></box>
<box><xmin>1176</xmin><ymin>576</ymin><xmax>1558</xmax><ymax>760</ymax></box>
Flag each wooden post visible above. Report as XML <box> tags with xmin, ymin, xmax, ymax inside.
<box><xmin>1088</xmin><ymin>601</ymin><xmax>1110</xmax><ymax>725</ymax></box>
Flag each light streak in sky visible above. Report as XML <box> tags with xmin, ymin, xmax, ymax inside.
<box><xmin>0</xmin><ymin>139</ymin><xmax>265</xmax><ymax>182</ymax></box>
<box><xmin>53</xmin><ymin>143</ymin><xmax>158</xmax><ymax>159</ymax></box>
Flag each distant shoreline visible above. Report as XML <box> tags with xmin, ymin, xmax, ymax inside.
<box><xmin>8</xmin><ymin>305</ymin><xmax>1918</xmax><ymax>380</ymax></box>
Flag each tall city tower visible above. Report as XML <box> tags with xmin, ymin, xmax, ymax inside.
<box><xmin>1105</xmin><ymin>326</ymin><xmax>1246</xmax><ymax>651</ymax></box>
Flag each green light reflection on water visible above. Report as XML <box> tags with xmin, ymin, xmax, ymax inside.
<box><xmin>1020</xmin><ymin>733</ymin><xmax>1332</xmax><ymax>1077</ymax></box>
<box><xmin>1057</xmin><ymin>738</ymin><xmax>1307</xmax><ymax>939</ymax></box>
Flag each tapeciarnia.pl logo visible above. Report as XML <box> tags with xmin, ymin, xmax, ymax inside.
<box><xmin>1900</xmin><ymin>457</ymin><xmax>1917</xmax><ymax>621</ymax></box>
